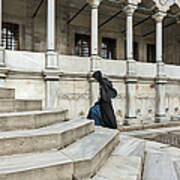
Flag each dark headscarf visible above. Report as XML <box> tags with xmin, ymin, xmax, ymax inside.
<box><xmin>92</xmin><ymin>71</ymin><xmax>102</xmax><ymax>82</ymax></box>
<box><xmin>92</xmin><ymin>71</ymin><xmax>117</xmax><ymax>102</ymax></box>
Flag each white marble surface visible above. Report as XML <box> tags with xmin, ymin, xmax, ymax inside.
<box><xmin>93</xmin><ymin>155</ymin><xmax>141</xmax><ymax>180</ymax></box>
<box><xmin>143</xmin><ymin>152</ymin><xmax>178</xmax><ymax>180</ymax></box>
<box><xmin>0</xmin><ymin>151</ymin><xmax>72</xmax><ymax>174</ymax></box>
<box><xmin>112</xmin><ymin>136</ymin><xmax>145</xmax><ymax>158</ymax></box>
<box><xmin>0</xmin><ymin>118</ymin><xmax>92</xmax><ymax>138</ymax></box>
<box><xmin>62</xmin><ymin>127</ymin><xmax>119</xmax><ymax>161</ymax></box>
<box><xmin>5</xmin><ymin>50</ymin><xmax>45</xmax><ymax>71</ymax></box>
<box><xmin>174</xmin><ymin>160</ymin><xmax>180</xmax><ymax>180</ymax></box>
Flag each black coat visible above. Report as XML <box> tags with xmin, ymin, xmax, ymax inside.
<box><xmin>99</xmin><ymin>77</ymin><xmax>117</xmax><ymax>129</ymax></box>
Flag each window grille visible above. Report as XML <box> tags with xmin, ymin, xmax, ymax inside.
<box><xmin>1</xmin><ymin>23</ymin><xmax>19</xmax><ymax>50</ymax></box>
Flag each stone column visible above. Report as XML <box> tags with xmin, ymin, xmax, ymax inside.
<box><xmin>123</xmin><ymin>4</ymin><xmax>138</xmax><ymax>125</ymax></box>
<box><xmin>153</xmin><ymin>12</ymin><xmax>167</xmax><ymax>123</ymax></box>
<box><xmin>44</xmin><ymin>0</ymin><xmax>60</xmax><ymax>109</ymax></box>
<box><xmin>87</xmin><ymin>0</ymin><xmax>102</xmax><ymax>73</ymax></box>
<box><xmin>87</xmin><ymin>0</ymin><xmax>102</xmax><ymax>107</ymax></box>
<box><xmin>46</xmin><ymin>0</ymin><xmax>58</xmax><ymax>69</ymax></box>
<box><xmin>87</xmin><ymin>0</ymin><xmax>102</xmax><ymax>57</ymax></box>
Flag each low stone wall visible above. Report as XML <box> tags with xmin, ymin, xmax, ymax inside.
<box><xmin>2</xmin><ymin>51</ymin><xmax>180</xmax><ymax>121</ymax></box>
<box><xmin>147</xmin><ymin>132</ymin><xmax>180</xmax><ymax>148</ymax></box>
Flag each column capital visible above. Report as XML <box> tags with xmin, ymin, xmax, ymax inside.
<box><xmin>87</xmin><ymin>0</ymin><xmax>102</xmax><ymax>8</ymax></box>
<box><xmin>123</xmin><ymin>4</ymin><xmax>137</xmax><ymax>16</ymax></box>
<box><xmin>153</xmin><ymin>11</ymin><xmax>166</xmax><ymax>22</ymax></box>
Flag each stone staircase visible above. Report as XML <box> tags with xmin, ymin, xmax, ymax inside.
<box><xmin>1</xmin><ymin>87</ymin><xmax>179</xmax><ymax>180</ymax></box>
<box><xmin>0</xmin><ymin>87</ymin><xmax>120</xmax><ymax>180</ymax></box>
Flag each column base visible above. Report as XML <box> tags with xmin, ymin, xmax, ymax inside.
<box><xmin>0</xmin><ymin>67</ymin><xmax>8</xmax><ymax>87</ymax></box>
<box><xmin>43</xmin><ymin>69</ymin><xmax>61</xmax><ymax>110</ymax></box>
<box><xmin>0</xmin><ymin>46</ymin><xmax>5</xmax><ymax>67</ymax></box>
<box><xmin>126</xmin><ymin>59</ymin><xmax>136</xmax><ymax>77</ymax></box>
<box><xmin>123</xmin><ymin>117</ymin><xmax>140</xmax><ymax>126</ymax></box>
<box><xmin>155</xmin><ymin>115</ymin><xmax>168</xmax><ymax>123</ymax></box>
<box><xmin>46</xmin><ymin>51</ymin><xmax>59</xmax><ymax>69</ymax></box>
<box><xmin>90</xmin><ymin>55</ymin><xmax>101</xmax><ymax>72</ymax></box>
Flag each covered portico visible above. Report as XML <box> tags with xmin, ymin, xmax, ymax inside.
<box><xmin>0</xmin><ymin>0</ymin><xmax>180</xmax><ymax>125</ymax></box>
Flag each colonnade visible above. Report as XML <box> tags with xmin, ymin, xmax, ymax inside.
<box><xmin>0</xmin><ymin>0</ymin><xmax>177</xmax><ymax>123</ymax></box>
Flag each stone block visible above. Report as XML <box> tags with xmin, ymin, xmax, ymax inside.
<box><xmin>0</xmin><ymin>119</ymin><xmax>94</xmax><ymax>156</ymax></box>
<box><xmin>93</xmin><ymin>156</ymin><xmax>142</xmax><ymax>180</ymax></box>
<box><xmin>0</xmin><ymin>87</ymin><xmax>15</xmax><ymax>99</ymax></box>
<box><xmin>0</xmin><ymin>151</ymin><xmax>73</xmax><ymax>180</ymax></box>
<box><xmin>0</xmin><ymin>109</ymin><xmax>68</xmax><ymax>131</ymax></box>
<box><xmin>61</xmin><ymin>127</ymin><xmax>119</xmax><ymax>179</ymax></box>
<box><xmin>143</xmin><ymin>152</ymin><xmax>178</xmax><ymax>180</ymax></box>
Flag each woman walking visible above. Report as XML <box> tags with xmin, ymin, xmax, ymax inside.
<box><xmin>91</xmin><ymin>71</ymin><xmax>117</xmax><ymax>129</ymax></box>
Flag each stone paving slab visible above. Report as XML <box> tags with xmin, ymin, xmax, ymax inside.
<box><xmin>112</xmin><ymin>136</ymin><xmax>145</xmax><ymax>159</ymax></box>
<box><xmin>145</xmin><ymin>140</ymin><xmax>169</xmax><ymax>153</ymax></box>
<box><xmin>92</xmin><ymin>155</ymin><xmax>141</xmax><ymax>180</ymax></box>
<box><xmin>0</xmin><ymin>151</ymin><xmax>73</xmax><ymax>180</ymax></box>
<box><xmin>174</xmin><ymin>160</ymin><xmax>180</xmax><ymax>180</ymax></box>
<box><xmin>61</xmin><ymin>127</ymin><xmax>119</xmax><ymax>180</ymax></box>
<box><xmin>143</xmin><ymin>152</ymin><xmax>178</xmax><ymax>180</ymax></box>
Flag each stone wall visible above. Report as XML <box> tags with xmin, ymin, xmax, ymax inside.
<box><xmin>3</xmin><ymin>50</ymin><xmax>180</xmax><ymax>122</ymax></box>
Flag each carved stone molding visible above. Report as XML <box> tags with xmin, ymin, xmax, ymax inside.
<box><xmin>152</xmin><ymin>0</ymin><xmax>175</xmax><ymax>12</ymax></box>
<box><xmin>123</xmin><ymin>4</ymin><xmax>137</xmax><ymax>16</ymax></box>
<box><xmin>87</xmin><ymin>0</ymin><xmax>103</xmax><ymax>8</ymax></box>
<box><xmin>152</xmin><ymin>11</ymin><xmax>167</xmax><ymax>22</ymax></box>
<box><xmin>125</xmin><ymin>0</ymin><xmax>142</xmax><ymax>5</ymax></box>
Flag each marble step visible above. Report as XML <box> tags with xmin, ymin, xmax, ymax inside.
<box><xmin>92</xmin><ymin>155</ymin><xmax>142</xmax><ymax>180</ymax></box>
<box><xmin>143</xmin><ymin>152</ymin><xmax>178</xmax><ymax>180</ymax></box>
<box><xmin>92</xmin><ymin>135</ymin><xmax>144</xmax><ymax>180</ymax></box>
<box><xmin>0</xmin><ymin>109</ymin><xmax>68</xmax><ymax>131</ymax></box>
<box><xmin>0</xmin><ymin>87</ymin><xmax>15</xmax><ymax>99</ymax></box>
<box><xmin>0</xmin><ymin>99</ymin><xmax>42</xmax><ymax>113</ymax></box>
<box><xmin>112</xmin><ymin>135</ymin><xmax>145</xmax><ymax>159</ymax></box>
<box><xmin>0</xmin><ymin>151</ymin><xmax>73</xmax><ymax>180</ymax></box>
<box><xmin>61</xmin><ymin>127</ymin><xmax>119</xmax><ymax>180</ymax></box>
<box><xmin>0</xmin><ymin>118</ymin><xmax>94</xmax><ymax>156</ymax></box>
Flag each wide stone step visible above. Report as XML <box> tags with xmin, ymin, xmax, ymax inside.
<box><xmin>0</xmin><ymin>119</ymin><xmax>94</xmax><ymax>156</ymax></box>
<box><xmin>92</xmin><ymin>155</ymin><xmax>142</xmax><ymax>180</ymax></box>
<box><xmin>92</xmin><ymin>135</ymin><xmax>144</xmax><ymax>180</ymax></box>
<box><xmin>112</xmin><ymin>135</ymin><xmax>145</xmax><ymax>159</ymax></box>
<box><xmin>0</xmin><ymin>87</ymin><xmax>15</xmax><ymax>99</ymax></box>
<box><xmin>0</xmin><ymin>151</ymin><xmax>73</xmax><ymax>180</ymax></box>
<box><xmin>0</xmin><ymin>99</ymin><xmax>42</xmax><ymax>113</ymax></box>
<box><xmin>0</xmin><ymin>109</ymin><xmax>68</xmax><ymax>131</ymax></box>
<box><xmin>61</xmin><ymin>127</ymin><xmax>119</xmax><ymax>180</ymax></box>
<box><xmin>143</xmin><ymin>152</ymin><xmax>178</xmax><ymax>180</ymax></box>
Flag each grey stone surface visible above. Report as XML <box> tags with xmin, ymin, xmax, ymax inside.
<box><xmin>62</xmin><ymin>127</ymin><xmax>119</xmax><ymax>179</ymax></box>
<box><xmin>0</xmin><ymin>109</ymin><xmax>68</xmax><ymax>131</ymax></box>
<box><xmin>143</xmin><ymin>152</ymin><xmax>178</xmax><ymax>180</ymax></box>
<box><xmin>0</xmin><ymin>99</ymin><xmax>42</xmax><ymax>113</ymax></box>
<box><xmin>0</xmin><ymin>151</ymin><xmax>73</xmax><ymax>180</ymax></box>
<box><xmin>93</xmin><ymin>156</ymin><xmax>142</xmax><ymax>180</ymax></box>
<box><xmin>174</xmin><ymin>160</ymin><xmax>180</xmax><ymax>180</ymax></box>
<box><xmin>0</xmin><ymin>87</ymin><xmax>15</xmax><ymax>99</ymax></box>
<box><xmin>0</xmin><ymin>118</ymin><xmax>94</xmax><ymax>156</ymax></box>
<box><xmin>112</xmin><ymin>136</ymin><xmax>145</xmax><ymax>159</ymax></box>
